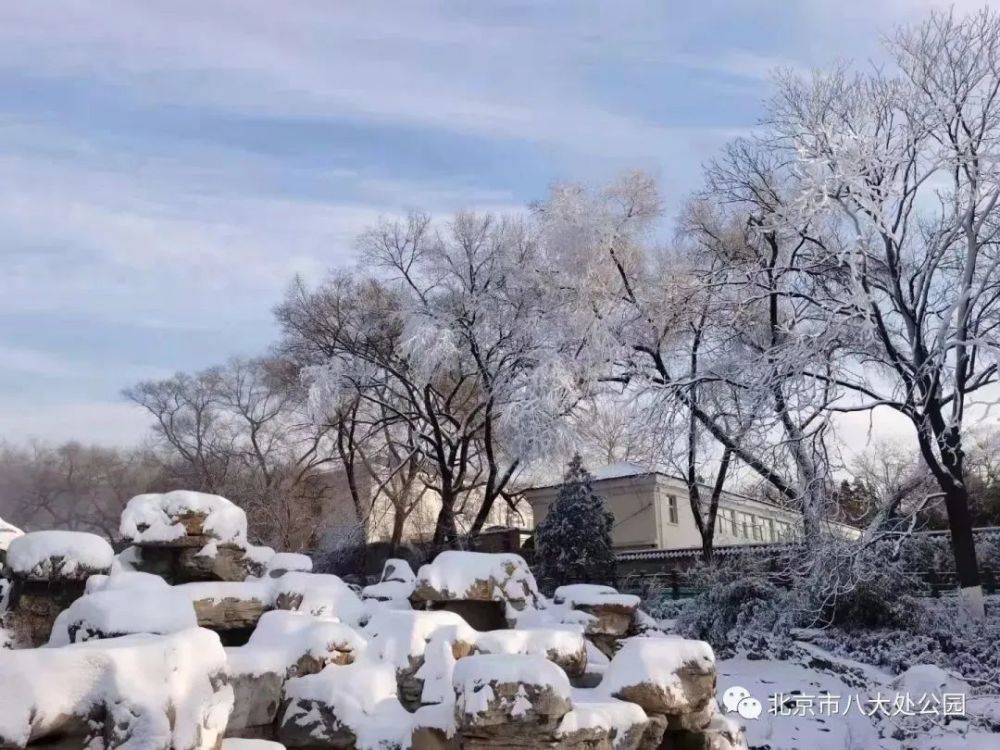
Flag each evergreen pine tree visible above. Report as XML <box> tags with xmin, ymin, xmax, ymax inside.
<box><xmin>535</xmin><ymin>454</ymin><xmax>617</xmax><ymax>591</ymax></box>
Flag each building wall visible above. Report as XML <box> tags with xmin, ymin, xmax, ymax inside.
<box><xmin>525</xmin><ymin>475</ymin><xmax>661</xmax><ymax>550</ymax></box>
<box><xmin>523</xmin><ymin>470</ymin><xmax>859</xmax><ymax>552</ymax></box>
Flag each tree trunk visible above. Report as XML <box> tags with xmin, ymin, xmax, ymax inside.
<box><xmin>943</xmin><ymin>481</ymin><xmax>984</xmax><ymax>619</ymax></box>
<box><xmin>390</xmin><ymin>505</ymin><xmax>406</xmax><ymax>547</ymax></box>
<box><xmin>432</xmin><ymin>492</ymin><xmax>459</xmax><ymax>549</ymax></box>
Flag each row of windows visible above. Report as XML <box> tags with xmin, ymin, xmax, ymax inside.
<box><xmin>715</xmin><ymin>508</ymin><xmax>793</xmax><ymax>542</ymax></box>
<box><xmin>664</xmin><ymin>495</ymin><xmax>795</xmax><ymax>543</ymax></box>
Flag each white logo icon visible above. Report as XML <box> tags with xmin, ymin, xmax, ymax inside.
<box><xmin>722</xmin><ymin>686</ymin><xmax>762</xmax><ymax>720</ymax></box>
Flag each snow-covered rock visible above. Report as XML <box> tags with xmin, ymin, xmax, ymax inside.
<box><xmin>57</xmin><ymin>586</ymin><xmax>198</xmax><ymax>643</ymax></box>
<box><xmin>553</xmin><ymin>584</ymin><xmax>641</xmax><ymax>636</ymax></box>
<box><xmin>6</xmin><ymin>530</ymin><xmax>113</xmax><ymax>581</ymax></box>
<box><xmin>279</xmin><ymin>661</ymin><xmax>412</xmax><ymax>750</ymax></box>
<box><xmin>413</xmin><ymin>551</ymin><xmax>543</xmax><ymax>615</ymax></box>
<box><xmin>121</xmin><ymin>490</ymin><xmax>248</xmax><ymax>547</ymax></box>
<box><xmin>560</xmin><ymin>688</ymin><xmax>650</xmax><ymax>750</ymax></box>
<box><xmin>222</xmin><ymin>740</ymin><xmax>286</xmax><ymax>750</ymax></box>
<box><xmin>264</xmin><ymin>552</ymin><xmax>312</xmax><ymax>578</ymax></box>
<box><xmin>365</xmin><ymin>609</ymin><xmax>477</xmax><ymax>710</ymax></box>
<box><xmin>176</xmin><ymin>580</ymin><xmax>274</xmax><ymax>631</ymax></box>
<box><xmin>473</xmin><ymin>627</ymin><xmax>588</xmax><ymax>677</ymax></box>
<box><xmin>0</xmin><ymin>628</ymin><xmax>232</xmax><ymax>749</ymax></box>
<box><xmin>601</xmin><ymin>638</ymin><xmax>716</xmax><ymax>717</ymax></box>
<box><xmin>452</xmin><ymin>654</ymin><xmax>573</xmax><ymax>734</ymax></box>
<box><xmin>0</xmin><ymin>516</ymin><xmax>24</xmax><ymax>554</ymax></box>
<box><xmin>273</xmin><ymin>572</ymin><xmax>366</xmax><ymax>626</ymax></box>
<box><xmin>85</xmin><ymin>570</ymin><xmax>171</xmax><ymax>594</ymax></box>
<box><xmin>225</xmin><ymin>610</ymin><xmax>365</xmax><ymax>733</ymax></box>
<box><xmin>362</xmin><ymin>558</ymin><xmax>417</xmax><ymax>604</ymax></box>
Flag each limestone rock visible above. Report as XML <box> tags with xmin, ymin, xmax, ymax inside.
<box><xmin>452</xmin><ymin>654</ymin><xmax>573</xmax><ymax>737</ymax></box>
<box><xmin>177</xmin><ymin>581</ymin><xmax>272</xmax><ymax>631</ymax></box>
<box><xmin>602</xmin><ymin>638</ymin><xmax>716</xmax><ymax>717</ymax></box>
<box><xmin>474</xmin><ymin>628</ymin><xmax>588</xmax><ymax>678</ymax></box>
<box><xmin>279</xmin><ymin>662</ymin><xmax>411</xmax><ymax>749</ymax></box>
<box><xmin>553</xmin><ymin>585</ymin><xmax>640</xmax><ymax>637</ymax></box>
<box><xmin>412</xmin><ymin>551</ymin><xmax>543</xmax><ymax>616</ymax></box>
<box><xmin>668</xmin><ymin>715</ymin><xmax>747</xmax><ymax>750</ymax></box>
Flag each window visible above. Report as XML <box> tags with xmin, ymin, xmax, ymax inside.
<box><xmin>724</xmin><ymin>509</ymin><xmax>737</xmax><ymax>536</ymax></box>
<box><xmin>751</xmin><ymin>519</ymin><xmax>762</xmax><ymax>541</ymax></box>
<box><xmin>667</xmin><ymin>495</ymin><xmax>678</xmax><ymax>524</ymax></box>
<box><xmin>767</xmin><ymin>518</ymin><xmax>776</xmax><ymax>542</ymax></box>
<box><xmin>741</xmin><ymin>513</ymin><xmax>749</xmax><ymax>538</ymax></box>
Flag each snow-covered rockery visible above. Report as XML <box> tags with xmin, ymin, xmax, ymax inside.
<box><xmin>0</xmin><ymin>500</ymin><xmax>739</xmax><ymax>750</ymax></box>
<box><xmin>119</xmin><ymin>491</ymin><xmax>275</xmax><ymax>585</ymax></box>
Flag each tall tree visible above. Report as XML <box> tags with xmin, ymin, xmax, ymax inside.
<box><xmin>763</xmin><ymin>9</ymin><xmax>1000</xmax><ymax>618</ymax></box>
<box><xmin>534</xmin><ymin>455</ymin><xmax>616</xmax><ymax>590</ymax></box>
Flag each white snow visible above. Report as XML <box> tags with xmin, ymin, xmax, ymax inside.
<box><xmin>601</xmin><ymin>638</ymin><xmax>715</xmax><ymax>696</ymax></box>
<box><xmin>264</xmin><ymin>552</ymin><xmax>312</xmax><ymax>576</ymax></box>
<box><xmin>5</xmin><ymin>530</ymin><xmax>114</xmax><ymax>579</ymax></box>
<box><xmin>474</xmin><ymin>627</ymin><xmax>586</xmax><ymax>661</ymax></box>
<box><xmin>221</xmin><ymin>740</ymin><xmax>286</xmax><ymax>750</ymax></box>
<box><xmin>57</xmin><ymin>587</ymin><xmax>197</xmax><ymax>643</ymax></box>
<box><xmin>283</xmin><ymin>661</ymin><xmax>412</xmax><ymax>750</ymax></box>
<box><xmin>452</xmin><ymin>653</ymin><xmax>572</xmax><ymax>707</ymax></box>
<box><xmin>85</xmin><ymin>570</ymin><xmax>171</xmax><ymax>594</ymax></box>
<box><xmin>0</xmin><ymin>516</ymin><xmax>24</xmax><ymax>551</ymax></box>
<box><xmin>273</xmin><ymin>572</ymin><xmax>365</xmax><ymax>625</ymax></box>
<box><xmin>591</xmin><ymin>463</ymin><xmax>650</xmax><ymax>480</ymax></box>
<box><xmin>380</xmin><ymin>558</ymin><xmax>416</xmax><ymax>583</ymax></box>
<box><xmin>559</xmin><ymin>688</ymin><xmax>648</xmax><ymax>746</ymax></box>
<box><xmin>226</xmin><ymin>610</ymin><xmax>365</xmax><ymax>677</ymax></box>
<box><xmin>415</xmin><ymin>550</ymin><xmax>541</xmax><ymax>607</ymax></box>
<box><xmin>176</xmin><ymin>579</ymin><xmax>275</xmax><ymax>605</ymax></box>
<box><xmin>0</xmin><ymin>628</ymin><xmax>232</xmax><ymax>749</ymax></box>
<box><xmin>364</xmin><ymin>609</ymin><xmax>476</xmax><ymax>669</ymax></box>
<box><xmin>120</xmin><ymin>490</ymin><xmax>248</xmax><ymax>546</ymax></box>
<box><xmin>553</xmin><ymin>584</ymin><xmax>641</xmax><ymax>609</ymax></box>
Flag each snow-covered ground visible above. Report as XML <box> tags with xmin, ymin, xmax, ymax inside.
<box><xmin>716</xmin><ymin>645</ymin><xmax>1000</xmax><ymax>750</ymax></box>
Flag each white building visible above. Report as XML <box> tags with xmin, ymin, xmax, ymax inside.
<box><xmin>521</xmin><ymin>463</ymin><xmax>859</xmax><ymax>552</ymax></box>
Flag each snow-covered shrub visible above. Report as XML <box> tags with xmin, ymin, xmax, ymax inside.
<box><xmin>674</xmin><ymin>560</ymin><xmax>802</xmax><ymax>658</ymax></box>
<box><xmin>810</xmin><ymin>597</ymin><xmax>1000</xmax><ymax>692</ymax></box>
<box><xmin>813</xmin><ymin>544</ymin><xmax>922</xmax><ymax>630</ymax></box>
<box><xmin>534</xmin><ymin>455</ymin><xmax>616</xmax><ymax>594</ymax></box>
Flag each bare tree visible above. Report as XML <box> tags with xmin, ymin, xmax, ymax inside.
<box><xmin>279</xmin><ymin>211</ymin><xmax>585</xmax><ymax>548</ymax></box>
<box><xmin>0</xmin><ymin>442</ymin><xmax>162</xmax><ymax>537</ymax></box>
<box><xmin>762</xmin><ymin>9</ymin><xmax>1000</xmax><ymax>617</ymax></box>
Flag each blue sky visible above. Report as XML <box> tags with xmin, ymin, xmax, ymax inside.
<box><xmin>0</xmin><ymin>0</ymin><xmax>981</xmax><ymax>445</ymax></box>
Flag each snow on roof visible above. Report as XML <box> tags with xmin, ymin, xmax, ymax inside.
<box><xmin>591</xmin><ymin>463</ymin><xmax>652</xmax><ymax>480</ymax></box>
<box><xmin>0</xmin><ymin>517</ymin><xmax>24</xmax><ymax>552</ymax></box>
<box><xmin>0</xmin><ymin>628</ymin><xmax>231</xmax><ymax>748</ymax></box>
<box><xmin>6</xmin><ymin>530</ymin><xmax>114</xmax><ymax>580</ymax></box>
<box><xmin>599</xmin><ymin>638</ymin><xmax>715</xmax><ymax>697</ymax></box>
<box><xmin>120</xmin><ymin>490</ymin><xmax>248</xmax><ymax>546</ymax></box>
